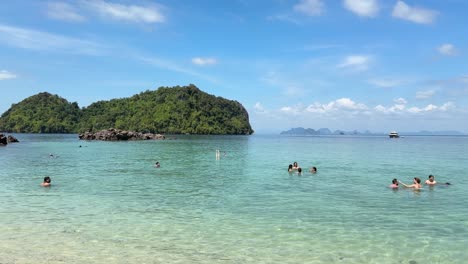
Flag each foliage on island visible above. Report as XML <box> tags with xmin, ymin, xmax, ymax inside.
<box><xmin>0</xmin><ymin>85</ymin><xmax>254</xmax><ymax>135</ymax></box>
<box><xmin>0</xmin><ymin>92</ymin><xmax>81</xmax><ymax>133</ymax></box>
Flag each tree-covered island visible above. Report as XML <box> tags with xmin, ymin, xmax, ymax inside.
<box><xmin>0</xmin><ymin>85</ymin><xmax>254</xmax><ymax>135</ymax></box>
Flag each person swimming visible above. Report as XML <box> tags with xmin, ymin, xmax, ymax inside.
<box><xmin>297</xmin><ymin>167</ymin><xmax>302</xmax><ymax>175</ymax></box>
<box><xmin>389</xmin><ymin>178</ymin><xmax>399</xmax><ymax>188</ymax></box>
<box><xmin>292</xmin><ymin>162</ymin><xmax>299</xmax><ymax>170</ymax></box>
<box><xmin>310</xmin><ymin>166</ymin><xmax>317</xmax><ymax>174</ymax></box>
<box><xmin>425</xmin><ymin>175</ymin><xmax>437</xmax><ymax>185</ymax></box>
<box><xmin>154</xmin><ymin>161</ymin><xmax>160</xmax><ymax>168</ymax></box>
<box><xmin>41</xmin><ymin>176</ymin><xmax>51</xmax><ymax>187</ymax></box>
<box><xmin>288</xmin><ymin>164</ymin><xmax>293</xmax><ymax>172</ymax></box>
<box><xmin>399</xmin><ymin>177</ymin><xmax>421</xmax><ymax>189</ymax></box>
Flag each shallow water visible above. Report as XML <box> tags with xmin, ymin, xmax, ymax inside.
<box><xmin>1</xmin><ymin>134</ymin><xmax>467</xmax><ymax>263</ymax></box>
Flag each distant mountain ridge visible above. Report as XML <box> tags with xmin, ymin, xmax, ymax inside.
<box><xmin>280</xmin><ymin>127</ymin><xmax>465</xmax><ymax>136</ymax></box>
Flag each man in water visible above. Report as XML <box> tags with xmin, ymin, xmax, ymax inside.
<box><xmin>310</xmin><ymin>166</ymin><xmax>317</xmax><ymax>174</ymax></box>
<box><xmin>425</xmin><ymin>175</ymin><xmax>437</xmax><ymax>185</ymax></box>
<box><xmin>297</xmin><ymin>167</ymin><xmax>302</xmax><ymax>175</ymax></box>
<box><xmin>41</xmin><ymin>176</ymin><xmax>51</xmax><ymax>187</ymax></box>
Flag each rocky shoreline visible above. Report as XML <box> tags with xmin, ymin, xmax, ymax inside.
<box><xmin>0</xmin><ymin>134</ymin><xmax>19</xmax><ymax>145</ymax></box>
<box><xmin>78</xmin><ymin>129</ymin><xmax>165</xmax><ymax>141</ymax></box>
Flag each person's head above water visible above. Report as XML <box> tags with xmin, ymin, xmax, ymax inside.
<box><xmin>288</xmin><ymin>164</ymin><xmax>293</xmax><ymax>170</ymax></box>
<box><xmin>428</xmin><ymin>175</ymin><xmax>435</xmax><ymax>182</ymax></box>
<box><xmin>298</xmin><ymin>167</ymin><xmax>302</xmax><ymax>173</ymax></box>
<box><xmin>392</xmin><ymin>178</ymin><xmax>398</xmax><ymax>185</ymax></box>
<box><xmin>293</xmin><ymin>162</ymin><xmax>298</xmax><ymax>168</ymax></box>
<box><xmin>41</xmin><ymin>176</ymin><xmax>51</xmax><ymax>187</ymax></box>
<box><xmin>414</xmin><ymin>177</ymin><xmax>421</xmax><ymax>184</ymax></box>
<box><xmin>311</xmin><ymin>166</ymin><xmax>317</xmax><ymax>173</ymax></box>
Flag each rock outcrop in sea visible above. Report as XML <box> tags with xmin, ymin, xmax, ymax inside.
<box><xmin>79</xmin><ymin>129</ymin><xmax>165</xmax><ymax>141</ymax></box>
<box><xmin>0</xmin><ymin>134</ymin><xmax>19</xmax><ymax>145</ymax></box>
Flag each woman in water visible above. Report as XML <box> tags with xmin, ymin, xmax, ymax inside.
<box><xmin>288</xmin><ymin>164</ymin><xmax>293</xmax><ymax>172</ymax></box>
<box><xmin>389</xmin><ymin>178</ymin><xmax>399</xmax><ymax>188</ymax></box>
<box><xmin>292</xmin><ymin>162</ymin><xmax>299</xmax><ymax>170</ymax></box>
<box><xmin>41</xmin><ymin>176</ymin><xmax>51</xmax><ymax>187</ymax></box>
<box><xmin>399</xmin><ymin>177</ymin><xmax>421</xmax><ymax>189</ymax></box>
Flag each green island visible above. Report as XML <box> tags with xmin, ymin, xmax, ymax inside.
<box><xmin>0</xmin><ymin>84</ymin><xmax>254</xmax><ymax>135</ymax></box>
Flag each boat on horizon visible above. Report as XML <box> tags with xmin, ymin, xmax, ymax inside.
<box><xmin>389</xmin><ymin>131</ymin><xmax>400</xmax><ymax>138</ymax></box>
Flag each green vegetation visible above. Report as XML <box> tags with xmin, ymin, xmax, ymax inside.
<box><xmin>0</xmin><ymin>92</ymin><xmax>80</xmax><ymax>133</ymax></box>
<box><xmin>0</xmin><ymin>85</ymin><xmax>254</xmax><ymax>135</ymax></box>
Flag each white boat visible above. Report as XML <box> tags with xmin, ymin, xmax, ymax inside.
<box><xmin>389</xmin><ymin>131</ymin><xmax>399</xmax><ymax>138</ymax></box>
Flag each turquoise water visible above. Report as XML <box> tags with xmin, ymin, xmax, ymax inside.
<box><xmin>1</xmin><ymin>134</ymin><xmax>467</xmax><ymax>263</ymax></box>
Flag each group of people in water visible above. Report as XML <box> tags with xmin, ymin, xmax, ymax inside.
<box><xmin>389</xmin><ymin>175</ymin><xmax>450</xmax><ymax>190</ymax></box>
<box><xmin>287</xmin><ymin>161</ymin><xmax>317</xmax><ymax>175</ymax></box>
<box><xmin>284</xmin><ymin>161</ymin><xmax>449</xmax><ymax>191</ymax></box>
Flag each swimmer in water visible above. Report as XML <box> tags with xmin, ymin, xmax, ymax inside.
<box><xmin>154</xmin><ymin>161</ymin><xmax>160</xmax><ymax>168</ymax></box>
<box><xmin>310</xmin><ymin>166</ymin><xmax>317</xmax><ymax>174</ymax></box>
<box><xmin>292</xmin><ymin>162</ymin><xmax>299</xmax><ymax>170</ymax></box>
<box><xmin>41</xmin><ymin>176</ymin><xmax>51</xmax><ymax>187</ymax></box>
<box><xmin>425</xmin><ymin>175</ymin><xmax>437</xmax><ymax>185</ymax></box>
<box><xmin>399</xmin><ymin>177</ymin><xmax>422</xmax><ymax>190</ymax></box>
<box><xmin>288</xmin><ymin>164</ymin><xmax>293</xmax><ymax>172</ymax></box>
<box><xmin>297</xmin><ymin>167</ymin><xmax>302</xmax><ymax>175</ymax></box>
<box><xmin>389</xmin><ymin>178</ymin><xmax>399</xmax><ymax>188</ymax></box>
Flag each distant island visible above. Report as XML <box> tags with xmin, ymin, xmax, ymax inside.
<box><xmin>280</xmin><ymin>127</ymin><xmax>465</xmax><ymax>136</ymax></box>
<box><xmin>0</xmin><ymin>84</ymin><xmax>254</xmax><ymax>135</ymax></box>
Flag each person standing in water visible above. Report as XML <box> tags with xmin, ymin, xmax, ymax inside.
<box><xmin>310</xmin><ymin>167</ymin><xmax>317</xmax><ymax>174</ymax></box>
<box><xmin>389</xmin><ymin>178</ymin><xmax>399</xmax><ymax>188</ymax></box>
<box><xmin>292</xmin><ymin>162</ymin><xmax>299</xmax><ymax>170</ymax></box>
<box><xmin>41</xmin><ymin>176</ymin><xmax>51</xmax><ymax>187</ymax></box>
<box><xmin>425</xmin><ymin>175</ymin><xmax>437</xmax><ymax>185</ymax></box>
<box><xmin>288</xmin><ymin>164</ymin><xmax>293</xmax><ymax>172</ymax></box>
<box><xmin>399</xmin><ymin>177</ymin><xmax>421</xmax><ymax>189</ymax></box>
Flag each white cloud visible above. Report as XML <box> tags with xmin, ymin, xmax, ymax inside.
<box><xmin>0</xmin><ymin>23</ymin><xmax>103</xmax><ymax>55</ymax></box>
<box><xmin>440</xmin><ymin>102</ymin><xmax>455</xmax><ymax>111</ymax></box>
<box><xmin>279</xmin><ymin>97</ymin><xmax>456</xmax><ymax>117</ymax></box>
<box><xmin>305</xmin><ymin>98</ymin><xmax>368</xmax><ymax>114</ymax></box>
<box><xmin>84</xmin><ymin>0</ymin><xmax>165</xmax><ymax>24</ymax></box>
<box><xmin>280</xmin><ymin>105</ymin><xmax>303</xmax><ymax>115</ymax></box>
<box><xmin>0</xmin><ymin>70</ymin><xmax>17</xmax><ymax>80</ymax></box>
<box><xmin>338</xmin><ymin>55</ymin><xmax>371</xmax><ymax>71</ymax></box>
<box><xmin>294</xmin><ymin>0</ymin><xmax>324</xmax><ymax>16</ymax></box>
<box><xmin>192</xmin><ymin>57</ymin><xmax>218</xmax><ymax>66</ymax></box>
<box><xmin>138</xmin><ymin>56</ymin><xmax>218</xmax><ymax>83</ymax></box>
<box><xmin>377</xmin><ymin>101</ymin><xmax>455</xmax><ymax>114</ymax></box>
<box><xmin>343</xmin><ymin>0</ymin><xmax>379</xmax><ymax>17</ymax></box>
<box><xmin>368</xmin><ymin>78</ymin><xmax>402</xmax><ymax>88</ymax></box>
<box><xmin>416</xmin><ymin>89</ymin><xmax>436</xmax><ymax>99</ymax></box>
<box><xmin>46</xmin><ymin>2</ymin><xmax>86</xmax><ymax>22</ymax></box>
<box><xmin>394</xmin><ymin>98</ymin><xmax>407</xmax><ymax>105</ymax></box>
<box><xmin>438</xmin><ymin>44</ymin><xmax>457</xmax><ymax>56</ymax></box>
<box><xmin>334</xmin><ymin>98</ymin><xmax>368</xmax><ymax>110</ymax></box>
<box><xmin>392</xmin><ymin>1</ymin><xmax>437</xmax><ymax>24</ymax></box>
<box><xmin>254</xmin><ymin>102</ymin><xmax>267</xmax><ymax>113</ymax></box>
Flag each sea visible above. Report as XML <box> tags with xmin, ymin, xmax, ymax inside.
<box><xmin>1</xmin><ymin>134</ymin><xmax>467</xmax><ymax>264</ymax></box>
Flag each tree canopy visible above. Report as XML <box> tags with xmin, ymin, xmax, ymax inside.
<box><xmin>0</xmin><ymin>85</ymin><xmax>254</xmax><ymax>135</ymax></box>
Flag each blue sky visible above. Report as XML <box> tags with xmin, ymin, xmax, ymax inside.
<box><xmin>1</xmin><ymin>0</ymin><xmax>468</xmax><ymax>133</ymax></box>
